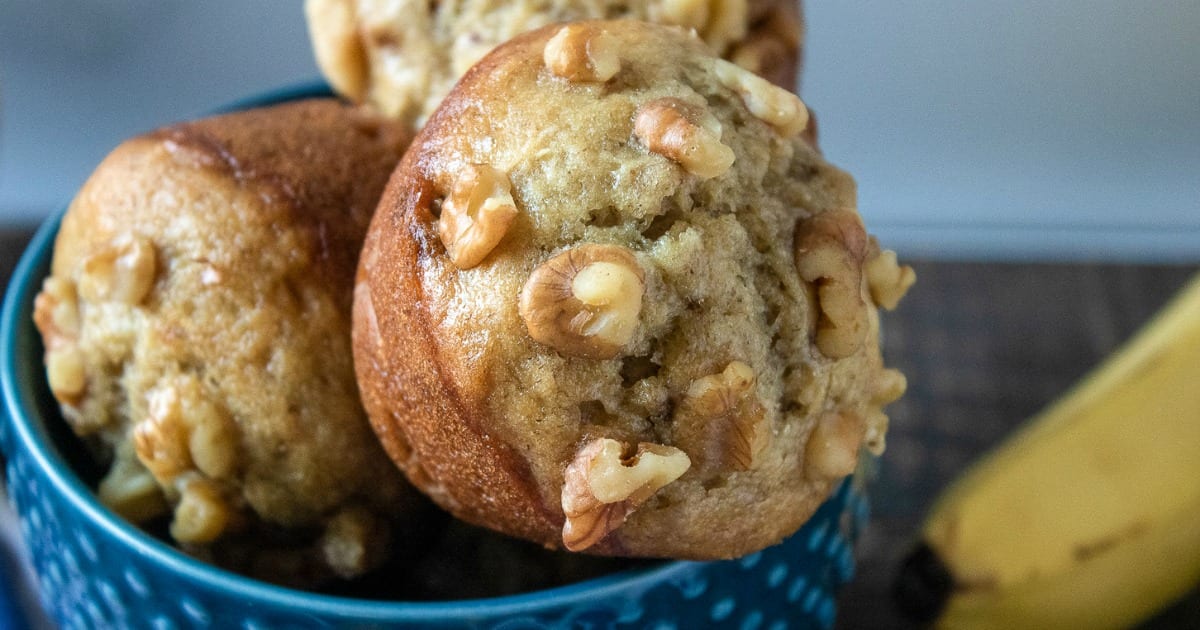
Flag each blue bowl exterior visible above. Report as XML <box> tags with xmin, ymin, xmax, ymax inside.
<box><xmin>0</xmin><ymin>86</ymin><xmax>870</xmax><ymax>630</ymax></box>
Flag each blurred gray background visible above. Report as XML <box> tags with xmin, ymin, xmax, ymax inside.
<box><xmin>1</xmin><ymin>1</ymin><xmax>1197</xmax><ymax>260</ymax></box>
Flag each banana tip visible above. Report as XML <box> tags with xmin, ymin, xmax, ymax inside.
<box><xmin>893</xmin><ymin>541</ymin><xmax>954</xmax><ymax>623</ymax></box>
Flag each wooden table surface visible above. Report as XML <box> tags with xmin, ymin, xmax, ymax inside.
<box><xmin>1</xmin><ymin>226</ymin><xmax>1197</xmax><ymax>628</ymax></box>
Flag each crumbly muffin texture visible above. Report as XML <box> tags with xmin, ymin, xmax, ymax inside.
<box><xmin>305</xmin><ymin>0</ymin><xmax>802</xmax><ymax>126</ymax></box>
<box><xmin>354</xmin><ymin>20</ymin><xmax>913</xmax><ymax>559</ymax></box>
<box><xmin>33</xmin><ymin>99</ymin><xmax>424</xmax><ymax>583</ymax></box>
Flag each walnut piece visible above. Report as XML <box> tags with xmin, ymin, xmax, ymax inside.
<box><xmin>135</xmin><ymin>376</ymin><xmax>237</xmax><ymax>484</ymax></box>
<box><xmin>794</xmin><ymin>210</ymin><xmax>869</xmax><ymax>359</ymax></box>
<box><xmin>561</xmin><ymin>437</ymin><xmax>690</xmax><ymax>551</ymax></box>
<box><xmin>653</xmin><ymin>0</ymin><xmax>750</xmax><ymax>54</ymax></box>
<box><xmin>519</xmin><ymin>244</ymin><xmax>645</xmax><ymax>359</ymax></box>
<box><xmin>873</xmin><ymin>367</ymin><xmax>908</xmax><ymax>407</ymax></box>
<box><xmin>634</xmin><ymin>97</ymin><xmax>735</xmax><ymax>179</ymax></box>
<box><xmin>862</xmin><ymin>367</ymin><xmax>907</xmax><ymax>455</ymax></box>
<box><xmin>97</xmin><ymin>445</ymin><xmax>168</xmax><ymax>523</ymax></box>
<box><xmin>135</xmin><ymin>384</ymin><xmax>195</xmax><ymax>483</ymax></box>
<box><xmin>863</xmin><ymin>409</ymin><xmax>889</xmax><ymax>456</ymax></box>
<box><xmin>304</xmin><ymin>0</ymin><xmax>368</xmax><ymax>101</ymax></box>
<box><xmin>713</xmin><ymin>58</ymin><xmax>808</xmax><ymax>137</ymax></box>
<box><xmin>77</xmin><ymin>234</ymin><xmax>157</xmax><ymax>305</ymax></box>
<box><xmin>33</xmin><ymin>277</ymin><xmax>87</xmax><ymax>403</ymax></box>
<box><xmin>321</xmin><ymin>506</ymin><xmax>388</xmax><ymax>579</ymax></box>
<box><xmin>45</xmin><ymin>346</ymin><xmax>86</xmax><ymax>402</ymax></box>
<box><xmin>673</xmin><ymin>361</ymin><xmax>769</xmax><ymax>472</ymax></box>
<box><xmin>803</xmin><ymin>411</ymin><xmax>866</xmax><ymax>480</ymax></box>
<box><xmin>170</xmin><ymin>475</ymin><xmax>231</xmax><ymax>544</ymax></box>
<box><xmin>865</xmin><ymin>247</ymin><xmax>916</xmax><ymax>310</ymax></box>
<box><xmin>654</xmin><ymin>0</ymin><xmax>710</xmax><ymax>31</ymax></box>
<box><xmin>438</xmin><ymin>164</ymin><xmax>519</xmax><ymax>269</ymax></box>
<box><xmin>544</xmin><ymin>24</ymin><xmax>620</xmax><ymax>83</ymax></box>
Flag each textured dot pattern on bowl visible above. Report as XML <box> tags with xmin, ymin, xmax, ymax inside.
<box><xmin>0</xmin><ymin>85</ymin><xmax>869</xmax><ymax>630</ymax></box>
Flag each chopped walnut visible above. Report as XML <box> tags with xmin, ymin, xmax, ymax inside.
<box><xmin>135</xmin><ymin>384</ymin><xmax>196</xmax><ymax>483</ymax></box>
<box><xmin>543</xmin><ymin>24</ymin><xmax>620</xmax><ymax>83</ymax></box>
<box><xmin>865</xmin><ymin>247</ymin><xmax>916</xmax><ymax>310</ymax></box>
<box><xmin>700</xmin><ymin>0</ymin><xmax>750</xmax><ymax>53</ymax></box>
<box><xmin>33</xmin><ymin>277</ymin><xmax>80</xmax><ymax>340</ymax></box>
<box><xmin>873</xmin><ymin>368</ymin><xmax>908</xmax><ymax>407</ymax></box>
<box><xmin>354</xmin><ymin>281</ymin><xmax>384</xmax><ymax>349</ymax></box>
<box><xmin>803</xmin><ymin>411</ymin><xmax>866</xmax><ymax>480</ymax></box>
<box><xmin>77</xmin><ymin>234</ymin><xmax>157</xmax><ymax>305</ymax></box>
<box><xmin>321</xmin><ymin>506</ymin><xmax>389</xmax><ymax>579</ymax></box>
<box><xmin>654</xmin><ymin>0</ymin><xmax>750</xmax><ymax>54</ymax></box>
<box><xmin>863</xmin><ymin>408</ymin><xmax>889</xmax><ymax>456</ymax></box>
<box><xmin>438</xmin><ymin>164</ymin><xmax>519</xmax><ymax>269</ymax></box>
<box><xmin>519</xmin><ymin>244</ymin><xmax>645</xmax><ymax>359</ymax></box>
<box><xmin>713</xmin><ymin>58</ymin><xmax>808</xmax><ymax>137</ymax></box>
<box><xmin>45</xmin><ymin>346</ymin><xmax>86</xmax><ymax>402</ymax></box>
<box><xmin>97</xmin><ymin>446</ymin><xmax>169</xmax><ymax>523</ymax></box>
<box><xmin>135</xmin><ymin>376</ymin><xmax>237</xmax><ymax>484</ymax></box>
<box><xmin>654</xmin><ymin>0</ymin><xmax>710</xmax><ymax>31</ymax></box>
<box><xmin>673</xmin><ymin>361</ymin><xmax>769</xmax><ymax>472</ymax></box>
<box><xmin>305</xmin><ymin>0</ymin><xmax>368</xmax><ymax>101</ymax></box>
<box><xmin>861</xmin><ymin>368</ymin><xmax>907</xmax><ymax>456</ymax></box>
<box><xmin>34</xmin><ymin>277</ymin><xmax>86</xmax><ymax>403</ymax></box>
<box><xmin>561</xmin><ymin>437</ymin><xmax>690</xmax><ymax>551</ymax></box>
<box><xmin>170</xmin><ymin>475</ymin><xmax>231</xmax><ymax>544</ymax></box>
<box><xmin>794</xmin><ymin>210</ymin><xmax>869</xmax><ymax>359</ymax></box>
<box><xmin>634</xmin><ymin>97</ymin><xmax>735</xmax><ymax>179</ymax></box>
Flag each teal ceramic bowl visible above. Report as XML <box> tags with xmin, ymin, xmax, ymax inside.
<box><xmin>0</xmin><ymin>85</ymin><xmax>869</xmax><ymax>629</ymax></box>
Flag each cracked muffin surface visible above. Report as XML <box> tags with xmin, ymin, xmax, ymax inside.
<box><xmin>305</xmin><ymin>0</ymin><xmax>803</xmax><ymax>126</ymax></box>
<box><xmin>33</xmin><ymin>99</ymin><xmax>426</xmax><ymax>584</ymax></box>
<box><xmin>353</xmin><ymin>20</ymin><xmax>912</xmax><ymax>559</ymax></box>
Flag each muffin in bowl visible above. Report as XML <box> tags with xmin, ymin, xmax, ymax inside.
<box><xmin>28</xmin><ymin>98</ymin><xmax>426</xmax><ymax>584</ymax></box>
<box><xmin>352</xmin><ymin>20</ymin><xmax>913</xmax><ymax>559</ymax></box>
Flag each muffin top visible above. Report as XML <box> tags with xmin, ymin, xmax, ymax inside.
<box><xmin>305</xmin><ymin>0</ymin><xmax>802</xmax><ymax>126</ymax></box>
<box><xmin>354</xmin><ymin>19</ymin><xmax>912</xmax><ymax>558</ymax></box>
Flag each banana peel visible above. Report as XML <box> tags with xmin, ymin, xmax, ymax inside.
<box><xmin>895</xmin><ymin>271</ymin><xmax>1200</xmax><ymax>629</ymax></box>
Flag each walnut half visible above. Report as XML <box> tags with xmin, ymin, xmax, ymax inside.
<box><xmin>561</xmin><ymin>437</ymin><xmax>691</xmax><ymax>551</ymax></box>
<box><xmin>673</xmin><ymin>361</ymin><xmax>769</xmax><ymax>472</ymax></box>
<box><xmin>543</xmin><ymin>24</ymin><xmax>620</xmax><ymax>83</ymax></box>
<box><xmin>519</xmin><ymin>244</ymin><xmax>645</xmax><ymax>359</ymax></box>
<box><xmin>634</xmin><ymin>97</ymin><xmax>735</xmax><ymax>179</ymax></box>
<box><xmin>713</xmin><ymin>58</ymin><xmax>808</xmax><ymax>137</ymax></box>
<box><xmin>438</xmin><ymin>164</ymin><xmax>519</xmax><ymax>269</ymax></box>
<box><xmin>794</xmin><ymin>210</ymin><xmax>869</xmax><ymax>359</ymax></box>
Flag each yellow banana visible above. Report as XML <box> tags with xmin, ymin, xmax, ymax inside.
<box><xmin>895</xmin><ymin>271</ymin><xmax>1200</xmax><ymax>629</ymax></box>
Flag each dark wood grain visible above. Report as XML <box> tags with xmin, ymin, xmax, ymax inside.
<box><xmin>1</xmin><ymin>226</ymin><xmax>1196</xmax><ymax>627</ymax></box>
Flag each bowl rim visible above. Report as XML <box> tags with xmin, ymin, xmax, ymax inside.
<box><xmin>0</xmin><ymin>84</ymin><xmax>701</xmax><ymax>621</ymax></box>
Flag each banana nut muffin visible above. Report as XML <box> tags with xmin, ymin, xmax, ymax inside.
<box><xmin>352</xmin><ymin>20</ymin><xmax>914</xmax><ymax>559</ymax></box>
<box><xmin>32</xmin><ymin>99</ymin><xmax>425</xmax><ymax>584</ymax></box>
<box><xmin>305</xmin><ymin>0</ymin><xmax>803</xmax><ymax>126</ymax></box>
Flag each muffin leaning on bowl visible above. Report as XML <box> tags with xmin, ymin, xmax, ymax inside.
<box><xmin>305</xmin><ymin>0</ymin><xmax>804</xmax><ymax>127</ymax></box>
<box><xmin>31</xmin><ymin>98</ymin><xmax>428</xmax><ymax>585</ymax></box>
<box><xmin>352</xmin><ymin>19</ymin><xmax>914</xmax><ymax>559</ymax></box>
